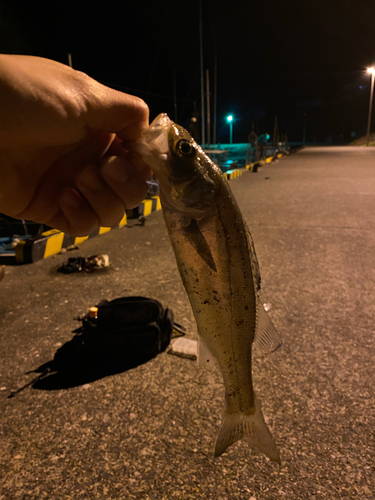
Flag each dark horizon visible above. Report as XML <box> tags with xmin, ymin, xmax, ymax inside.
<box><xmin>1</xmin><ymin>0</ymin><xmax>375</xmax><ymax>143</ymax></box>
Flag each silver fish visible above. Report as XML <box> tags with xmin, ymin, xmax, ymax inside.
<box><xmin>128</xmin><ymin>113</ymin><xmax>281</xmax><ymax>462</ymax></box>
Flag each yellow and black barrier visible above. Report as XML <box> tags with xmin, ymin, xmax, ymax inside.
<box><xmin>246</xmin><ymin>160</ymin><xmax>265</xmax><ymax>172</ymax></box>
<box><xmin>10</xmin><ymin>156</ymin><xmax>286</xmax><ymax>265</ymax></box>
<box><xmin>246</xmin><ymin>153</ymin><xmax>285</xmax><ymax>172</ymax></box>
<box><xmin>126</xmin><ymin>195</ymin><xmax>161</xmax><ymax>219</ymax></box>
<box><xmin>225</xmin><ymin>168</ymin><xmax>243</xmax><ymax>180</ymax></box>
<box><xmin>14</xmin><ymin>195</ymin><xmax>163</xmax><ymax>263</ymax></box>
<box><xmin>14</xmin><ymin>214</ymin><xmax>128</xmax><ymax>264</ymax></box>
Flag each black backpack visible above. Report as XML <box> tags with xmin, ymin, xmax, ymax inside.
<box><xmin>8</xmin><ymin>296</ymin><xmax>184</xmax><ymax>397</ymax></box>
<box><xmin>73</xmin><ymin>296</ymin><xmax>176</xmax><ymax>358</ymax></box>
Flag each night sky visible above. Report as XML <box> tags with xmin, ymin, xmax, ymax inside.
<box><xmin>1</xmin><ymin>0</ymin><xmax>375</xmax><ymax>143</ymax></box>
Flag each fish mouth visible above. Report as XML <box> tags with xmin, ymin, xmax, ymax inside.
<box><xmin>143</xmin><ymin>113</ymin><xmax>173</xmax><ymax>154</ymax></box>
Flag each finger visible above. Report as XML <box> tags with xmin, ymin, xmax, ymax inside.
<box><xmin>56</xmin><ymin>188</ymin><xmax>100</xmax><ymax>236</ymax></box>
<box><xmin>100</xmin><ymin>156</ymin><xmax>149</xmax><ymax>209</ymax></box>
<box><xmin>69</xmin><ymin>130</ymin><xmax>115</xmax><ymax>165</ymax></box>
<box><xmin>107</xmin><ymin>139</ymin><xmax>152</xmax><ymax>181</ymax></box>
<box><xmin>122</xmin><ymin>147</ymin><xmax>153</xmax><ymax>181</ymax></box>
<box><xmin>17</xmin><ymin>130</ymin><xmax>115</xmax><ymax>224</ymax></box>
<box><xmin>106</xmin><ymin>136</ymin><xmax>128</xmax><ymax>157</ymax></box>
<box><xmin>86</xmin><ymin>84</ymin><xmax>149</xmax><ymax>141</ymax></box>
<box><xmin>75</xmin><ymin>164</ymin><xmax>125</xmax><ymax>227</ymax></box>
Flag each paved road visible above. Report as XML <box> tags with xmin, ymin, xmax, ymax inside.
<box><xmin>1</xmin><ymin>147</ymin><xmax>375</xmax><ymax>499</ymax></box>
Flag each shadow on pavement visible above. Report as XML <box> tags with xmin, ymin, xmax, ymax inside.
<box><xmin>9</xmin><ymin>333</ymin><xmax>161</xmax><ymax>395</ymax></box>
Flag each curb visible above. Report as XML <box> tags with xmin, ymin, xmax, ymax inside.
<box><xmin>13</xmin><ymin>213</ymin><xmax>128</xmax><ymax>264</ymax></box>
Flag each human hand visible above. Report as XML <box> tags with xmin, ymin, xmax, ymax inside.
<box><xmin>0</xmin><ymin>54</ymin><xmax>151</xmax><ymax>236</ymax></box>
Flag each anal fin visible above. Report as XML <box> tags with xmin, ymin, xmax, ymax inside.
<box><xmin>253</xmin><ymin>302</ymin><xmax>282</xmax><ymax>355</ymax></box>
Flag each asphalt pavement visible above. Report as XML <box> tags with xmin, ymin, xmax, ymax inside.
<box><xmin>1</xmin><ymin>146</ymin><xmax>375</xmax><ymax>499</ymax></box>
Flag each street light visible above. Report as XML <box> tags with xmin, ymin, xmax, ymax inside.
<box><xmin>227</xmin><ymin>115</ymin><xmax>233</xmax><ymax>144</ymax></box>
<box><xmin>366</xmin><ymin>67</ymin><xmax>375</xmax><ymax>146</ymax></box>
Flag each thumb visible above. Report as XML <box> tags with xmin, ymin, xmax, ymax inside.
<box><xmin>86</xmin><ymin>82</ymin><xmax>149</xmax><ymax>141</ymax></box>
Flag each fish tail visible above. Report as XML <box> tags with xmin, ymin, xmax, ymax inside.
<box><xmin>214</xmin><ymin>399</ymin><xmax>281</xmax><ymax>463</ymax></box>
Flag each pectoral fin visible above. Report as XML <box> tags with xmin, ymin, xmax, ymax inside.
<box><xmin>253</xmin><ymin>301</ymin><xmax>282</xmax><ymax>355</ymax></box>
<box><xmin>183</xmin><ymin>219</ymin><xmax>217</xmax><ymax>272</ymax></box>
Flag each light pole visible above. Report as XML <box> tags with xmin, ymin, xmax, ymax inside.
<box><xmin>366</xmin><ymin>67</ymin><xmax>375</xmax><ymax>146</ymax></box>
<box><xmin>227</xmin><ymin>115</ymin><xmax>233</xmax><ymax>144</ymax></box>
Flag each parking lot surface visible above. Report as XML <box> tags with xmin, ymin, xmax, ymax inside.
<box><xmin>1</xmin><ymin>146</ymin><xmax>375</xmax><ymax>499</ymax></box>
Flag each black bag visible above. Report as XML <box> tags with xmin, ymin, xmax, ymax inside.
<box><xmin>8</xmin><ymin>296</ymin><xmax>184</xmax><ymax>397</ymax></box>
<box><xmin>74</xmin><ymin>296</ymin><xmax>175</xmax><ymax>358</ymax></box>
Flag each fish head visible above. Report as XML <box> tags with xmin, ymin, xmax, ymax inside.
<box><xmin>140</xmin><ymin>113</ymin><xmax>219</xmax><ymax>218</ymax></box>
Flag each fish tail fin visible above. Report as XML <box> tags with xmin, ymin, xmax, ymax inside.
<box><xmin>214</xmin><ymin>399</ymin><xmax>281</xmax><ymax>463</ymax></box>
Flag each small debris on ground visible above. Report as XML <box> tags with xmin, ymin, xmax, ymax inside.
<box><xmin>59</xmin><ymin>244</ymin><xmax>79</xmax><ymax>255</ymax></box>
<box><xmin>138</xmin><ymin>215</ymin><xmax>147</xmax><ymax>226</ymax></box>
<box><xmin>168</xmin><ymin>338</ymin><xmax>197</xmax><ymax>360</ymax></box>
<box><xmin>57</xmin><ymin>255</ymin><xmax>110</xmax><ymax>274</ymax></box>
<box><xmin>67</xmin><ymin>244</ymin><xmax>79</xmax><ymax>252</ymax></box>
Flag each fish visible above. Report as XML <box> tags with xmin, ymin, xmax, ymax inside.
<box><xmin>127</xmin><ymin>113</ymin><xmax>281</xmax><ymax>462</ymax></box>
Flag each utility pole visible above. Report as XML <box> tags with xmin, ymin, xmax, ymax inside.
<box><xmin>213</xmin><ymin>28</ymin><xmax>217</xmax><ymax>146</ymax></box>
<box><xmin>199</xmin><ymin>0</ymin><xmax>205</xmax><ymax>147</ymax></box>
<box><xmin>173</xmin><ymin>70</ymin><xmax>178</xmax><ymax>123</ymax></box>
<box><xmin>206</xmin><ymin>69</ymin><xmax>211</xmax><ymax>148</ymax></box>
<box><xmin>273</xmin><ymin>116</ymin><xmax>279</xmax><ymax>149</ymax></box>
<box><xmin>366</xmin><ymin>68</ymin><xmax>375</xmax><ymax>146</ymax></box>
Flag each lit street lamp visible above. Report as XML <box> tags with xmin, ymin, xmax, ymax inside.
<box><xmin>227</xmin><ymin>115</ymin><xmax>233</xmax><ymax>144</ymax></box>
<box><xmin>366</xmin><ymin>67</ymin><xmax>375</xmax><ymax>146</ymax></box>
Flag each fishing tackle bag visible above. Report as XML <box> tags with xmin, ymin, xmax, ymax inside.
<box><xmin>8</xmin><ymin>296</ymin><xmax>185</xmax><ymax>398</ymax></box>
<box><xmin>73</xmin><ymin>296</ymin><xmax>176</xmax><ymax>359</ymax></box>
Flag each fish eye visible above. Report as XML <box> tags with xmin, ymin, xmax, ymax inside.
<box><xmin>177</xmin><ymin>139</ymin><xmax>195</xmax><ymax>157</ymax></box>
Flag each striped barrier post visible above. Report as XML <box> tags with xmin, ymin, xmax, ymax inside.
<box><xmin>9</xmin><ymin>155</ymin><xmax>285</xmax><ymax>265</ymax></box>
<box><xmin>225</xmin><ymin>169</ymin><xmax>244</xmax><ymax>180</ymax></box>
<box><xmin>125</xmin><ymin>195</ymin><xmax>162</xmax><ymax>218</ymax></box>
<box><xmin>14</xmin><ymin>213</ymin><xmax>128</xmax><ymax>264</ymax></box>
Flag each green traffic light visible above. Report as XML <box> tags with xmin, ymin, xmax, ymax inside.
<box><xmin>227</xmin><ymin>115</ymin><xmax>233</xmax><ymax>122</ymax></box>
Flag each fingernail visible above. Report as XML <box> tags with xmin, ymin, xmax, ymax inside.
<box><xmin>78</xmin><ymin>165</ymin><xmax>103</xmax><ymax>191</ymax></box>
<box><xmin>102</xmin><ymin>156</ymin><xmax>130</xmax><ymax>183</ymax></box>
<box><xmin>61</xmin><ymin>188</ymin><xmax>82</xmax><ymax>209</ymax></box>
